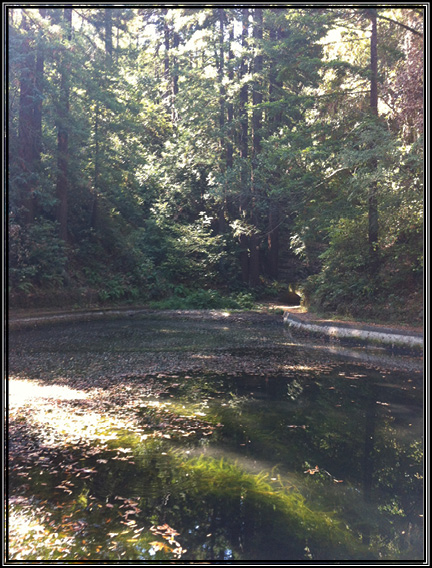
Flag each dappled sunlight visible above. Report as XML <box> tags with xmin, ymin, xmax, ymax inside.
<box><xmin>9</xmin><ymin>378</ymin><xmax>128</xmax><ymax>448</ymax></box>
<box><xmin>9</xmin><ymin>377</ymin><xmax>89</xmax><ymax>408</ymax></box>
<box><xmin>8</xmin><ymin>496</ymin><xmax>76</xmax><ymax>561</ymax></box>
<box><xmin>282</xmin><ymin>363</ymin><xmax>330</xmax><ymax>373</ymax></box>
<box><xmin>8</xmin><ymin>378</ymin><xmax>127</xmax><ymax>447</ymax></box>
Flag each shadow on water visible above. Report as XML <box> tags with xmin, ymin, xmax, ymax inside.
<box><xmin>7</xmin><ymin>313</ymin><xmax>424</xmax><ymax>561</ymax></box>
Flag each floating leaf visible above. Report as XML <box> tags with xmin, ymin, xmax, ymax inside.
<box><xmin>304</xmin><ymin>466</ymin><xmax>319</xmax><ymax>475</ymax></box>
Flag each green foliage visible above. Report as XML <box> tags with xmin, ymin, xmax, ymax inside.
<box><xmin>302</xmin><ymin>216</ymin><xmax>373</xmax><ymax>315</ymax></box>
<box><xmin>7</xmin><ymin>7</ymin><xmax>423</xmax><ymax>321</ymax></box>
<box><xmin>9</xmin><ymin>219</ymin><xmax>67</xmax><ymax>291</ymax></box>
<box><xmin>149</xmin><ymin>289</ymin><xmax>255</xmax><ymax>310</ymax></box>
<box><xmin>160</xmin><ymin>218</ymin><xmax>228</xmax><ymax>287</ymax></box>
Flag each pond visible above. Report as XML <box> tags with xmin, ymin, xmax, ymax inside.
<box><xmin>7</xmin><ymin>310</ymin><xmax>424</xmax><ymax>561</ymax></box>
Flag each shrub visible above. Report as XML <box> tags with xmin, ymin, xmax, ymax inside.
<box><xmin>9</xmin><ymin>219</ymin><xmax>67</xmax><ymax>291</ymax></box>
<box><xmin>149</xmin><ymin>289</ymin><xmax>256</xmax><ymax>310</ymax></box>
<box><xmin>303</xmin><ymin>216</ymin><xmax>373</xmax><ymax>315</ymax></box>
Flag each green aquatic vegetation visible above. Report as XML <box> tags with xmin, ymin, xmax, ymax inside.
<box><xmin>178</xmin><ymin>456</ymin><xmax>370</xmax><ymax>560</ymax></box>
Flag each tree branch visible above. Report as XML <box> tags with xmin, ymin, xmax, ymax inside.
<box><xmin>376</xmin><ymin>13</ymin><xmax>423</xmax><ymax>37</ymax></box>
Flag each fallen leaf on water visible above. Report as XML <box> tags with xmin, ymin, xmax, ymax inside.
<box><xmin>150</xmin><ymin>541</ymin><xmax>170</xmax><ymax>552</ymax></box>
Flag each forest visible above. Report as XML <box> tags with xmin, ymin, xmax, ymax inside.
<box><xmin>7</xmin><ymin>6</ymin><xmax>424</xmax><ymax>323</ymax></box>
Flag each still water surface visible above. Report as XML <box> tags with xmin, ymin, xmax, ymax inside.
<box><xmin>8</xmin><ymin>311</ymin><xmax>424</xmax><ymax>561</ymax></box>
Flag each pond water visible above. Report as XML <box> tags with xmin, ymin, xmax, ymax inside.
<box><xmin>7</xmin><ymin>311</ymin><xmax>424</xmax><ymax>561</ymax></box>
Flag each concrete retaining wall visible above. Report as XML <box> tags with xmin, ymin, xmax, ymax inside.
<box><xmin>283</xmin><ymin>313</ymin><xmax>423</xmax><ymax>350</ymax></box>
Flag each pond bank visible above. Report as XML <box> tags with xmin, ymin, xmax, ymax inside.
<box><xmin>283</xmin><ymin>307</ymin><xmax>423</xmax><ymax>351</ymax></box>
<box><xmin>9</xmin><ymin>304</ymin><xmax>424</xmax><ymax>350</ymax></box>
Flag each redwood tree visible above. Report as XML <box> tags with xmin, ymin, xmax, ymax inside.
<box><xmin>55</xmin><ymin>8</ymin><xmax>72</xmax><ymax>243</ymax></box>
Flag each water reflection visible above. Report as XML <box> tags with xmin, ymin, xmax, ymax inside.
<box><xmin>8</xmin><ymin>314</ymin><xmax>423</xmax><ymax>561</ymax></box>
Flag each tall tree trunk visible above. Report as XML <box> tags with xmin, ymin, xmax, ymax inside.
<box><xmin>223</xmin><ymin>16</ymin><xmax>236</xmax><ymax>229</ymax></box>
<box><xmin>239</xmin><ymin>9</ymin><xmax>249</xmax><ymax>172</ymax></box>
<box><xmin>217</xmin><ymin>8</ymin><xmax>226</xmax><ymax>233</ymax></box>
<box><xmin>266</xmin><ymin>21</ymin><xmax>284</xmax><ymax>280</ymax></box>
<box><xmin>218</xmin><ymin>8</ymin><xmax>225</xmax><ymax>151</ymax></box>
<box><xmin>239</xmin><ymin>8</ymin><xmax>250</xmax><ymax>283</ymax></box>
<box><xmin>171</xmin><ymin>28</ymin><xmax>179</xmax><ymax>125</ymax></box>
<box><xmin>91</xmin><ymin>104</ymin><xmax>100</xmax><ymax>230</ymax></box>
<box><xmin>252</xmin><ymin>9</ymin><xmax>263</xmax><ymax>162</ymax></box>
<box><xmin>368</xmin><ymin>8</ymin><xmax>379</xmax><ymax>278</ymax></box>
<box><xmin>226</xmin><ymin>19</ymin><xmax>234</xmax><ymax>171</ymax></box>
<box><xmin>18</xmin><ymin>14</ymin><xmax>35</xmax><ymax>225</ymax></box>
<box><xmin>162</xmin><ymin>9</ymin><xmax>178</xmax><ymax>125</ymax></box>
<box><xmin>163</xmin><ymin>10</ymin><xmax>170</xmax><ymax>108</ymax></box>
<box><xmin>55</xmin><ymin>8</ymin><xmax>72</xmax><ymax>243</ymax></box>
<box><xmin>105</xmin><ymin>8</ymin><xmax>112</xmax><ymax>62</ymax></box>
<box><xmin>31</xmin><ymin>8</ymin><xmax>47</xmax><ymax>219</ymax></box>
<box><xmin>249</xmin><ymin>8</ymin><xmax>263</xmax><ymax>287</ymax></box>
<box><xmin>267</xmin><ymin>207</ymin><xmax>279</xmax><ymax>279</ymax></box>
<box><xmin>91</xmin><ymin>9</ymin><xmax>113</xmax><ymax>231</ymax></box>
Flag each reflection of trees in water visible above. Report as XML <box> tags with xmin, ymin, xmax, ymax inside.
<box><xmin>286</xmin><ymin>379</ymin><xmax>304</xmax><ymax>400</ymax></box>
<box><xmin>8</xmin><ymin>315</ymin><xmax>423</xmax><ymax>560</ymax></box>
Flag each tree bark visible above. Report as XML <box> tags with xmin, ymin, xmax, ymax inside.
<box><xmin>218</xmin><ymin>8</ymin><xmax>225</xmax><ymax>149</ymax></box>
<box><xmin>217</xmin><ymin>8</ymin><xmax>227</xmax><ymax>233</ymax></box>
<box><xmin>31</xmin><ymin>8</ymin><xmax>47</xmax><ymax>219</ymax></box>
<box><xmin>105</xmin><ymin>8</ymin><xmax>112</xmax><ymax>62</ymax></box>
<box><xmin>266</xmin><ymin>18</ymin><xmax>284</xmax><ymax>280</ymax></box>
<box><xmin>171</xmin><ymin>27</ymin><xmax>179</xmax><ymax>124</ymax></box>
<box><xmin>252</xmin><ymin>8</ymin><xmax>263</xmax><ymax>161</ymax></box>
<box><xmin>18</xmin><ymin>14</ymin><xmax>35</xmax><ymax>225</ymax></box>
<box><xmin>91</xmin><ymin>104</ymin><xmax>100</xmax><ymax>231</ymax></box>
<box><xmin>267</xmin><ymin>208</ymin><xmax>280</xmax><ymax>279</ymax></box>
<box><xmin>239</xmin><ymin>9</ymin><xmax>249</xmax><ymax>171</ymax></box>
<box><xmin>55</xmin><ymin>8</ymin><xmax>72</xmax><ymax>242</ymax></box>
<box><xmin>239</xmin><ymin>8</ymin><xmax>250</xmax><ymax>283</ymax></box>
<box><xmin>249</xmin><ymin>8</ymin><xmax>263</xmax><ymax>287</ymax></box>
<box><xmin>163</xmin><ymin>9</ymin><xmax>170</xmax><ymax>93</ymax></box>
<box><xmin>226</xmin><ymin>18</ymin><xmax>234</xmax><ymax>171</ymax></box>
<box><xmin>368</xmin><ymin>8</ymin><xmax>379</xmax><ymax>277</ymax></box>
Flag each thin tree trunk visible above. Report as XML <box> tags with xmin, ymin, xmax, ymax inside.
<box><xmin>18</xmin><ymin>14</ymin><xmax>35</xmax><ymax>225</ymax></box>
<box><xmin>171</xmin><ymin>28</ymin><xmax>179</xmax><ymax>125</ymax></box>
<box><xmin>55</xmin><ymin>8</ymin><xmax>72</xmax><ymax>242</ymax></box>
<box><xmin>91</xmin><ymin>104</ymin><xmax>100</xmax><ymax>230</ymax></box>
<box><xmin>368</xmin><ymin>8</ymin><xmax>379</xmax><ymax>277</ymax></box>
<box><xmin>239</xmin><ymin>9</ymin><xmax>249</xmax><ymax>170</ymax></box>
<box><xmin>218</xmin><ymin>8</ymin><xmax>226</xmax><ymax>233</ymax></box>
<box><xmin>267</xmin><ymin>208</ymin><xmax>279</xmax><ymax>279</ymax></box>
<box><xmin>105</xmin><ymin>8</ymin><xmax>112</xmax><ymax>62</ymax></box>
<box><xmin>226</xmin><ymin>19</ymin><xmax>234</xmax><ymax>171</ymax></box>
<box><xmin>163</xmin><ymin>9</ymin><xmax>170</xmax><ymax>108</ymax></box>
<box><xmin>252</xmin><ymin>8</ymin><xmax>263</xmax><ymax>162</ymax></box>
<box><xmin>266</xmin><ymin>20</ymin><xmax>283</xmax><ymax>280</ymax></box>
<box><xmin>32</xmin><ymin>8</ymin><xmax>46</xmax><ymax>219</ymax></box>
<box><xmin>249</xmin><ymin>8</ymin><xmax>263</xmax><ymax>287</ymax></box>
<box><xmin>239</xmin><ymin>8</ymin><xmax>250</xmax><ymax>283</ymax></box>
<box><xmin>223</xmin><ymin>17</ymin><xmax>236</xmax><ymax>228</ymax></box>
